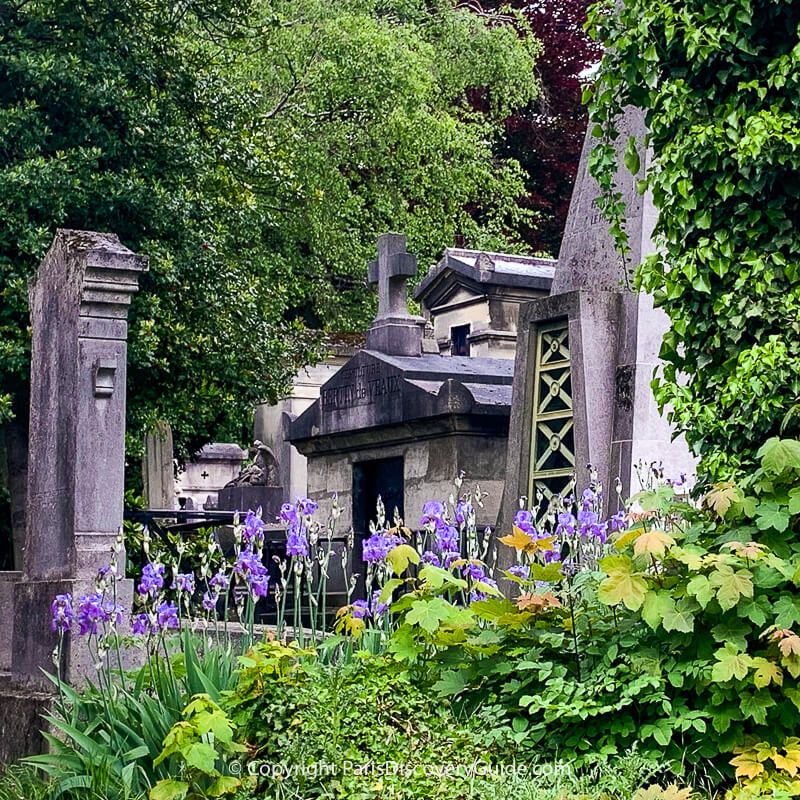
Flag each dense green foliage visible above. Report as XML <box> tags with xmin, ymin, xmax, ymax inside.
<box><xmin>586</xmin><ymin>0</ymin><xmax>800</xmax><ymax>480</ymax></box>
<box><xmin>0</xmin><ymin>0</ymin><xmax>540</xmax><ymax>460</ymax></box>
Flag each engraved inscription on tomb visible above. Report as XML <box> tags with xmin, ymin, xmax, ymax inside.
<box><xmin>321</xmin><ymin>363</ymin><xmax>402</xmax><ymax>411</ymax></box>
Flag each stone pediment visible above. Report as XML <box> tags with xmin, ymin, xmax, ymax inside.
<box><xmin>414</xmin><ymin>248</ymin><xmax>555</xmax><ymax>310</ymax></box>
<box><xmin>289</xmin><ymin>350</ymin><xmax>513</xmax><ymax>446</ymax></box>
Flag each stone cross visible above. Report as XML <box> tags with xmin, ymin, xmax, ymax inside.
<box><xmin>365</xmin><ymin>233</ymin><xmax>425</xmax><ymax>357</ymax></box>
<box><xmin>368</xmin><ymin>233</ymin><xmax>417</xmax><ymax>319</ymax></box>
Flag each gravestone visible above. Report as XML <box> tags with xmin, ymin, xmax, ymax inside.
<box><xmin>500</xmin><ymin>110</ymin><xmax>693</xmax><ymax>526</ymax></box>
<box><xmin>142</xmin><ymin>420</ymin><xmax>175</xmax><ymax>509</ymax></box>
<box><xmin>3</xmin><ymin>230</ymin><xmax>147</xmax><ymax>726</ymax></box>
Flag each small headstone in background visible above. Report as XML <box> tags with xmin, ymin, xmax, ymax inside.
<box><xmin>142</xmin><ymin>420</ymin><xmax>174</xmax><ymax>509</ymax></box>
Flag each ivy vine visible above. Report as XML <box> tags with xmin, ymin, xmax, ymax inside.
<box><xmin>586</xmin><ymin>0</ymin><xmax>800</xmax><ymax>481</ymax></box>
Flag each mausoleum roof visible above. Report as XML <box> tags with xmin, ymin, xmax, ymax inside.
<box><xmin>288</xmin><ymin>349</ymin><xmax>513</xmax><ymax>452</ymax></box>
<box><xmin>413</xmin><ymin>247</ymin><xmax>556</xmax><ymax>306</ymax></box>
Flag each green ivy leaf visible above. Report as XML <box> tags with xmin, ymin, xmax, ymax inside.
<box><xmin>624</xmin><ymin>135</ymin><xmax>641</xmax><ymax>175</ymax></box>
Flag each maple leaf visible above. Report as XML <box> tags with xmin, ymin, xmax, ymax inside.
<box><xmin>722</xmin><ymin>540</ymin><xmax>766</xmax><ymax>559</ymax></box>
<box><xmin>779</xmin><ymin>634</ymin><xmax>800</xmax><ymax>658</ymax></box>
<box><xmin>498</xmin><ymin>526</ymin><xmax>548</xmax><ymax>554</ymax></box>
<box><xmin>499</xmin><ymin>525</ymin><xmax>535</xmax><ymax>551</ymax></box>
<box><xmin>709</xmin><ymin>564</ymin><xmax>753</xmax><ymax>611</ymax></box>
<box><xmin>763</xmin><ymin>626</ymin><xmax>794</xmax><ymax>642</ymax></box>
<box><xmin>597</xmin><ymin>570</ymin><xmax>648</xmax><ymax>611</ymax></box>
<box><xmin>386</xmin><ymin>544</ymin><xmax>420</xmax><ymax>576</ymax></box>
<box><xmin>704</xmin><ymin>482</ymin><xmax>739</xmax><ymax>518</ymax></box>
<box><xmin>751</xmin><ymin>657</ymin><xmax>783</xmax><ymax>689</ymax></box>
<box><xmin>758</xmin><ymin>437</ymin><xmax>800</xmax><ymax>477</ymax></box>
<box><xmin>517</xmin><ymin>592</ymin><xmax>561</xmax><ymax>612</ymax></box>
<box><xmin>730</xmin><ymin>750</ymin><xmax>766</xmax><ymax>780</ymax></box>
<box><xmin>711</xmin><ymin>643</ymin><xmax>753</xmax><ymax>682</ymax></box>
<box><xmin>633</xmin><ymin>529</ymin><xmax>676</xmax><ymax>558</ymax></box>
<box><xmin>633</xmin><ymin>785</ymin><xmax>694</xmax><ymax>800</ymax></box>
<box><xmin>774</xmin><ymin>738</ymin><xmax>800</xmax><ymax>776</ymax></box>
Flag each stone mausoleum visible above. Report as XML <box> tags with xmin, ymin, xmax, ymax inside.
<box><xmin>288</xmin><ymin>234</ymin><xmax>554</xmax><ymax>541</ymax></box>
<box><xmin>415</xmin><ymin>247</ymin><xmax>555</xmax><ymax>358</ymax></box>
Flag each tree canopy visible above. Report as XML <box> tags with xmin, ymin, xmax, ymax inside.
<box><xmin>0</xmin><ymin>0</ymin><xmax>541</xmax><ymax>462</ymax></box>
<box><xmin>588</xmin><ymin>0</ymin><xmax>800</xmax><ymax>480</ymax></box>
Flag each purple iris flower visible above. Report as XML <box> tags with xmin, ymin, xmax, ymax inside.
<box><xmin>362</xmin><ymin>533</ymin><xmax>401</xmax><ymax>564</ymax></box>
<box><xmin>286</xmin><ymin>523</ymin><xmax>309</xmax><ymax>557</ymax></box>
<box><xmin>543</xmin><ymin>543</ymin><xmax>562</xmax><ymax>563</ymax></box>
<box><xmin>249</xmin><ymin>574</ymin><xmax>269</xmax><ymax>598</ymax></box>
<box><xmin>280</xmin><ymin>503</ymin><xmax>298</xmax><ymax>524</ymax></box>
<box><xmin>156</xmin><ymin>602</ymin><xmax>179</xmax><ymax>630</ymax></box>
<box><xmin>420</xmin><ymin>501</ymin><xmax>446</xmax><ymax>526</ymax></box>
<box><xmin>443</xmin><ymin>551</ymin><xmax>461</xmax><ymax>569</ymax></box>
<box><xmin>202</xmin><ymin>591</ymin><xmax>218</xmax><ymax>612</ymax></box>
<box><xmin>470</xmin><ymin>576</ymin><xmax>497</xmax><ymax>603</ymax></box>
<box><xmin>435</xmin><ymin>523</ymin><xmax>459</xmax><ymax>553</ymax></box>
<box><xmin>556</xmin><ymin>512</ymin><xmax>576</xmax><ymax>537</ymax></box>
<box><xmin>297</xmin><ymin>497</ymin><xmax>318</xmax><ymax>516</ymax></box>
<box><xmin>137</xmin><ymin>563</ymin><xmax>165</xmax><ymax>596</ymax></box>
<box><xmin>455</xmin><ymin>501</ymin><xmax>473</xmax><ymax>524</ymax></box>
<box><xmin>421</xmin><ymin>551</ymin><xmax>441</xmax><ymax>567</ymax></box>
<box><xmin>50</xmin><ymin>594</ymin><xmax>74</xmax><ymax>633</ymax></box>
<box><xmin>463</xmin><ymin>562</ymin><xmax>487</xmax><ymax>581</ymax></box>
<box><xmin>235</xmin><ymin>548</ymin><xmax>268</xmax><ymax>578</ymax></box>
<box><xmin>243</xmin><ymin>508</ymin><xmax>264</xmax><ymax>545</ymax></box>
<box><xmin>209</xmin><ymin>570</ymin><xmax>230</xmax><ymax>592</ymax></box>
<box><xmin>352</xmin><ymin>599</ymin><xmax>370</xmax><ymax>619</ymax></box>
<box><xmin>609</xmin><ymin>510</ymin><xmax>627</xmax><ymax>532</ymax></box>
<box><xmin>105</xmin><ymin>601</ymin><xmax>123</xmax><ymax>626</ymax></box>
<box><xmin>77</xmin><ymin>592</ymin><xmax>109</xmax><ymax>636</ymax></box>
<box><xmin>172</xmin><ymin>572</ymin><xmax>195</xmax><ymax>595</ymax></box>
<box><xmin>371</xmin><ymin>590</ymin><xmax>389</xmax><ymax>617</ymax></box>
<box><xmin>508</xmin><ymin>564</ymin><xmax>530</xmax><ymax>580</ymax></box>
<box><xmin>582</xmin><ymin>488</ymin><xmax>596</xmax><ymax>509</ymax></box>
<box><xmin>514</xmin><ymin>509</ymin><xmax>536</xmax><ymax>535</ymax></box>
<box><xmin>132</xmin><ymin>613</ymin><xmax>149</xmax><ymax>635</ymax></box>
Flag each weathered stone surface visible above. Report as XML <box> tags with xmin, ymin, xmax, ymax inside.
<box><xmin>290</xmin><ymin>350</ymin><xmax>512</xmax><ymax>446</ymax></box>
<box><xmin>365</xmin><ymin>233</ymin><xmax>426</xmax><ymax>356</ymax></box>
<box><xmin>499</xmin><ymin>108</ymin><xmax>694</xmax><ymax>543</ymax></box>
<box><xmin>290</xmin><ymin>235</ymin><xmax>515</xmax><ymax>542</ymax></box>
<box><xmin>142</xmin><ymin>420</ymin><xmax>175</xmax><ymax>509</ymax></box>
<box><xmin>217</xmin><ymin>486</ymin><xmax>285</xmax><ymax>521</ymax></box>
<box><xmin>0</xmin><ymin>681</ymin><xmax>53</xmax><ymax>764</ymax></box>
<box><xmin>15</xmin><ymin>230</ymin><xmax>146</xmax><ymax>684</ymax></box>
<box><xmin>553</xmin><ymin>108</ymin><xmax>651</xmax><ymax>295</ymax></box>
<box><xmin>25</xmin><ymin>230</ymin><xmax>148</xmax><ymax>581</ymax></box>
